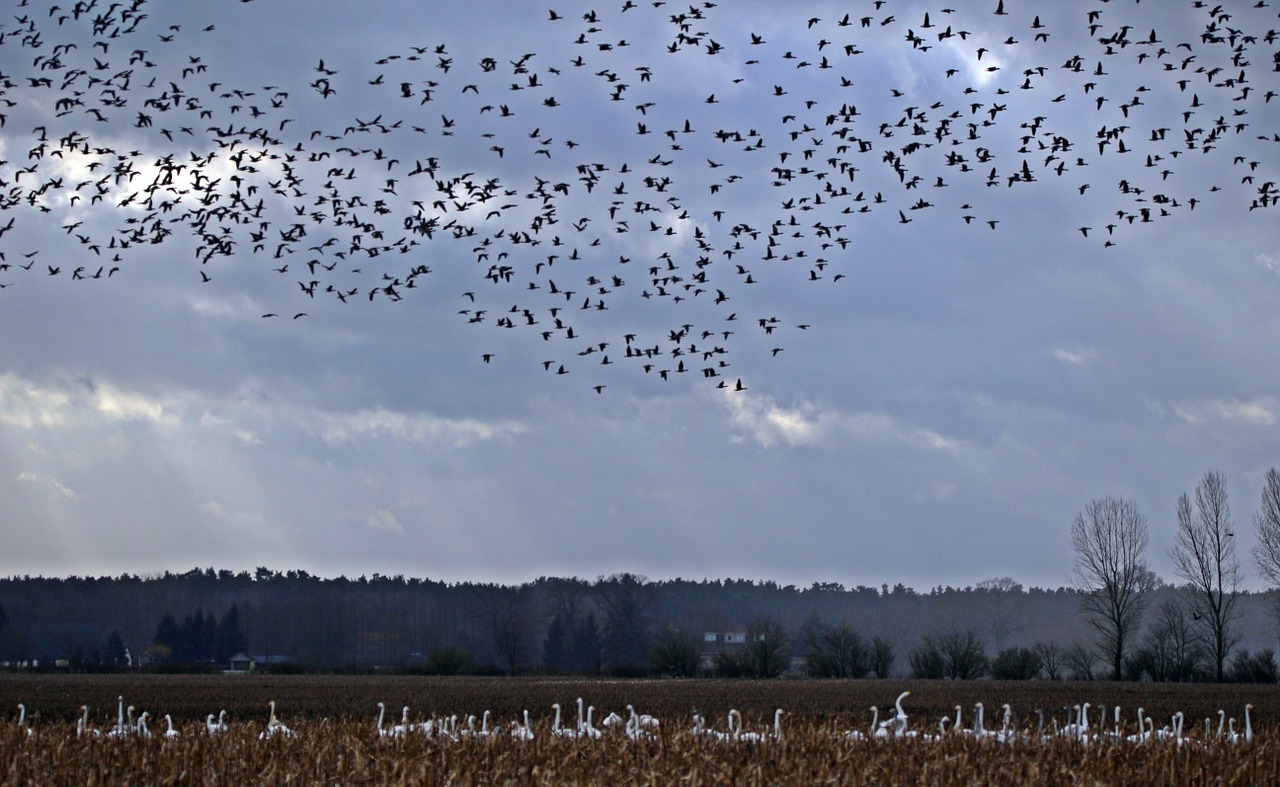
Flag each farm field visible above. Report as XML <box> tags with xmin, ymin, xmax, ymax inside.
<box><xmin>1</xmin><ymin>675</ymin><xmax>1276</xmax><ymax>785</ymax></box>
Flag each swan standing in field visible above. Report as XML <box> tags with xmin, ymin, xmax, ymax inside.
<box><xmin>163</xmin><ymin>714</ymin><xmax>180</xmax><ymax>740</ymax></box>
<box><xmin>582</xmin><ymin>706</ymin><xmax>603</xmax><ymax>740</ymax></box>
<box><xmin>108</xmin><ymin>697</ymin><xmax>130</xmax><ymax>739</ymax></box>
<box><xmin>1158</xmin><ymin>711</ymin><xmax>1186</xmax><ymax>747</ymax></box>
<box><xmin>394</xmin><ymin>706</ymin><xmax>412</xmax><ymax>737</ymax></box>
<box><xmin>731</xmin><ymin>708</ymin><xmax>784</xmax><ymax>743</ymax></box>
<box><xmin>627</xmin><ymin>705</ymin><xmax>659</xmax><ymax>730</ymax></box>
<box><xmin>844</xmin><ymin>706</ymin><xmax>876</xmax><ymax>741</ymax></box>
<box><xmin>77</xmin><ymin>706</ymin><xmax>100</xmax><ymax>739</ymax></box>
<box><xmin>551</xmin><ymin>703</ymin><xmax>578</xmax><ymax>739</ymax></box>
<box><xmin>1244</xmin><ymin>704</ymin><xmax>1254</xmax><ymax>744</ymax></box>
<box><xmin>136</xmin><ymin>712</ymin><xmax>152</xmax><ymax>740</ymax></box>
<box><xmin>1225</xmin><ymin>717</ymin><xmax>1241</xmax><ymax>744</ymax></box>
<box><xmin>511</xmin><ymin>709</ymin><xmax>535</xmax><ymax>741</ymax></box>
<box><xmin>711</xmin><ymin>711</ymin><xmax>737</xmax><ymax>742</ymax></box>
<box><xmin>206</xmin><ymin>710</ymin><xmax>228</xmax><ymax>736</ymax></box>
<box><xmin>375</xmin><ymin>702</ymin><xmax>395</xmax><ymax>738</ymax></box>
<box><xmin>965</xmin><ymin>702</ymin><xmax>989</xmax><ymax>739</ymax></box>
<box><xmin>1126</xmin><ymin>708</ymin><xmax>1149</xmax><ymax>744</ymax></box>
<box><xmin>692</xmin><ymin>711</ymin><xmax>734</xmax><ymax>741</ymax></box>
<box><xmin>889</xmin><ymin>692</ymin><xmax>911</xmax><ymax>738</ymax></box>
<box><xmin>16</xmin><ymin>704</ymin><xmax>34</xmax><ymax>738</ymax></box>
<box><xmin>923</xmin><ymin>716</ymin><xmax>950</xmax><ymax>743</ymax></box>
<box><xmin>259</xmin><ymin>700</ymin><xmax>295</xmax><ymax>739</ymax></box>
<box><xmin>992</xmin><ymin>704</ymin><xmax>1016</xmax><ymax>744</ymax></box>
<box><xmin>625</xmin><ymin>712</ymin><xmax>655</xmax><ymax>740</ymax></box>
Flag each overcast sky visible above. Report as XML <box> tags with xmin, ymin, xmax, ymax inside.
<box><xmin>1</xmin><ymin>0</ymin><xmax>1278</xmax><ymax>590</ymax></box>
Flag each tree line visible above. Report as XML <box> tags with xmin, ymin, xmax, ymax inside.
<box><xmin>2</xmin><ymin>467</ymin><xmax>1280</xmax><ymax>682</ymax></box>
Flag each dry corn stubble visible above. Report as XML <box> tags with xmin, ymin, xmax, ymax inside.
<box><xmin>2</xmin><ymin>676</ymin><xmax>1277</xmax><ymax>784</ymax></box>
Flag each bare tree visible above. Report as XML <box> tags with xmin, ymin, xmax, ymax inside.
<box><xmin>1251</xmin><ymin>468</ymin><xmax>1280</xmax><ymax>634</ymax></box>
<box><xmin>1034</xmin><ymin>641</ymin><xmax>1065</xmax><ymax>680</ymax></box>
<box><xmin>1171</xmin><ymin>470</ymin><xmax>1243</xmax><ymax>682</ymax></box>
<box><xmin>1071</xmin><ymin>495</ymin><xmax>1154</xmax><ymax>679</ymax></box>
<box><xmin>870</xmin><ymin>636</ymin><xmax>895</xmax><ymax>679</ymax></box>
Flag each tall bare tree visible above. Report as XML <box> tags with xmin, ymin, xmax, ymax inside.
<box><xmin>1251</xmin><ymin>468</ymin><xmax>1280</xmax><ymax>633</ymax></box>
<box><xmin>1171</xmin><ymin>470</ymin><xmax>1242</xmax><ymax>682</ymax></box>
<box><xmin>1071</xmin><ymin>495</ymin><xmax>1153</xmax><ymax>680</ymax></box>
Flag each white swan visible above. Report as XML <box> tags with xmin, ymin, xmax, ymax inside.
<box><xmin>1126</xmin><ymin>708</ymin><xmax>1148</xmax><ymax>744</ymax></box>
<box><xmin>511</xmin><ymin>709</ymin><xmax>534</xmax><ymax>741</ymax></box>
<box><xmin>889</xmin><ymin>691</ymin><xmax>912</xmax><ymax>738</ymax></box>
<box><xmin>625</xmin><ymin>712</ymin><xmax>654</xmax><ymax>740</ymax></box>
<box><xmin>393</xmin><ymin>706</ymin><xmax>411</xmax><ymax>737</ymax></box>
<box><xmin>78</xmin><ymin>706</ymin><xmax>100</xmax><ymax>739</ymax></box>
<box><xmin>376</xmin><ymin>702</ymin><xmax>397</xmax><ymax>738</ymax></box>
<box><xmin>1244</xmin><ymin>704</ymin><xmax>1254</xmax><ymax>744</ymax></box>
<box><xmin>206</xmin><ymin>710</ymin><xmax>228</xmax><ymax>736</ymax></box>
<box><xmin>108</xmin><ymin>697</ymin><xmax>130</xmax><ymax>738</ymax></box>
<box><xmin>627</xmin><ymin>704</ymin><xmax>659</xmax><ymax>729</ymax></box>
<box><xmin>732</xmin><ymin>708</ymin><xmax>783</xmax><ymax>743</ymax></box>
<box><xmin>923</xmin><ymin>716</ymin><xmax>949</xmax><ymax>742</ymax></box>
<box><xmin>163</xmin><ymin>714</ymin><xmax>180</xmax><ymax>740</ymax></box>
<box><xmin>136</xmin><ymin>712</ymin><xmax>152</xmax><ymax>740</ymax></box>
<box><xmin>993</xmin><ymin>704</ymin><xmax>1016</xmax><ymax>744</ymax></box>
<box><xmin>551</xmin><ymin>702</ymin><xmax>578</xmax><ymax>739</ymax></box>
<box><xmin>16</xmin><ymin>704</ymin><xmax>33</xmax><ymax>738</ymax></box>
<box><xmin>582</xmin><ymin>706</ymin><xmax>602</xmax><ymax>739</ymax></box>
<box><xmin>259</xmin><ymin>700</ymin><xmax>295</xmax><ymax>739</ymax></box>
<box><xmin>844</xmin><ymin>705</ymin><xmax>876</xmax><ymax>740</ymax></box>
<box><xmin>968</xmin><ymin>702</ymin><xmax>989</xmax><ymax>739</ymax></box>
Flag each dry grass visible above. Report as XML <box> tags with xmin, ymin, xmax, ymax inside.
<box><xmin>1</xmin><ymin>676</ymin><xmax>1275</xmax><ymax>785</ymax></box>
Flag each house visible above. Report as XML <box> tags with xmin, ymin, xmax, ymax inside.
<box><xmin>699</xmin><ymin>631</ymin><xmax>750</xmax><ymax>671</ymax></box>
<box><xmin>227</xmin><ymin>652</ymin><xmax>256</xmax><ymax>674</ymax></box>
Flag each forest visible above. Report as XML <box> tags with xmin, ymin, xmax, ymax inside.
<box><xmin>0</xmin><ymin>568</ymin><xmax>1277</xmax><ymax>682</ymax></box>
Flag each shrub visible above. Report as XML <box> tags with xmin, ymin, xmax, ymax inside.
<box><xmin>990</xmin><ymin>646</ymin><xmax>1042</xmax><ymax>680</ymax></box>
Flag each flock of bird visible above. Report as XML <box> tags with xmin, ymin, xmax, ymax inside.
<box><xmin>7</xmin><ymin>693</ymin><xmax>1259</xmax><ymax>747</ymax></box>
<box><xmin>842</xmin><ymin>690</ymin><xmax>1255</xmax><ymax>747</ymax></box>
<box><xmin>0</xmin><ymin>0</ymin><xmax>1277</xmax><ymax>389</ymax></box>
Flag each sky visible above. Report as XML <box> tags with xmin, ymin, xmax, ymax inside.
<box><xmin>1</xmin><ymin>0</ymin><xmax>1278</xmax><ymax>591</ymax></box>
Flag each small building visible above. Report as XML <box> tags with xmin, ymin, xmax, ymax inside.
<box><xmin>699</xmin><ymin>631</ymin><xmax>750</xmax><ymax>671</ymax></box>
<box><xmin>227</xmin><ymin>652</ymin><xmax>256</xmax><ymax>674</ymax></box>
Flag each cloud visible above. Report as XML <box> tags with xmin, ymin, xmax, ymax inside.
<box><xmin>1172</xmin><ymin>397</ymin><xmax>1278</xmax><ymax>428</ymax></box>
<box><xmin>719</xmin><ymin>388</ymin><xmax>962</xmax><ymax>452</ymax></box>
<box><xmin>0</xmin><ymin>373</ymin><xmax>171</xmax><ymax>428</ymax></box>
<box><xmin>311</xmin><ymin>407</ymin><xmax>526</xmax><ymax>447</ymax></box>
<box><xmin>16</xmin><ymin>471</ymin><xmax>77</xmax><ymax>499</ymax></box>
<box><xmin>0</xmin><ymin>371</ymin><xmax>525</xmax><ymax>448</ymax></box>
<box><xmin>365</xmin><ymin>508</ymin><xmax>405</xmax><ymax>534</ymax></box>
<box><xmin>1051</xmin><ymin>346</ymin><xmax>1097</xmax><ymax>366</ymax></box>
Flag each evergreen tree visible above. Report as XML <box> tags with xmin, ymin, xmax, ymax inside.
<box><xmin>542</xmin><ymin>612</ymin><xmax>571</xmax><ymax>673</ymax></box>
<box><xmin>201</xmin><ymin>610</ymin><xmax>218</xmax><ymax>661</ymax></box>
<box><xmin>573</xmin><ymin>612</ymin><xmax>603</xmax><ymax>674</ymax></box>
<box><xmin>152</xmin><ymin>613</ymin><xmax>179</xmax><ymax>662</ymax></box>
<box><xmin>103</xmin><ymin>630</ymin><xmax>127</xmax><ymax>666</ymax></box>
<box><xmin>178</xmin><ymin>612</ymin><xmax>200</xmax><ymax>662</ymax></box>
<box><xmin>215</xmin><ymin>604</ymin><xmax>248</xmax><ymax>662</ymax></box>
